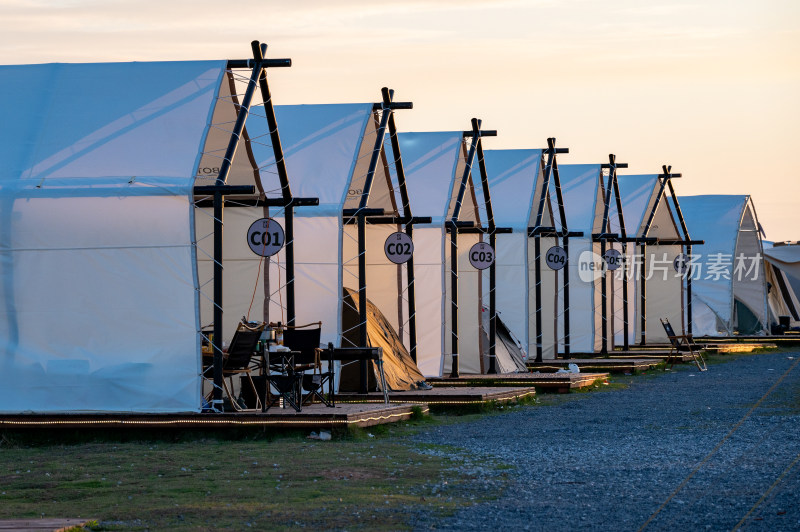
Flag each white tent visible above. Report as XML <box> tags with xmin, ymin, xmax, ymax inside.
<box><xmin>762</xmin><ymin>242</ymin><xmax>800</xmax><ymax>330</ymax></box>
<box><xmin>677</xmin><ymin>195</ymin><xmax>768</xmax><ymax>335</ymax></box>
<box><xmin>397</xmin><ymin>131</ymin><xmax>484</xmax><ymax>377</ymax></box>
<box><xmin>617</xmin><ymin>174</ymin><xmax>685</xmax><ymax>344</ymax></box>
<box><xmin>480</xmin><ymin>149</ymin><xmax>560</xmax><ymax>362</ymax></box>
<box><xmin>559</xmin><ymin>163</ymin><xmax>630</xmax><ymax>354</ymax></box>
<box><xmin>557</xmin><ymin>164</ymin><xmax>604</xmax><ymax>353</ymax></box>
<box><xmin>0</xmin><ymin>60</ymin><xmax>228</xmax><ymax>413</ymax></box>
<box><xmin>202</xmin><ymin>100</ymin><xmax>418</xmax><ymax>374</ymax></box>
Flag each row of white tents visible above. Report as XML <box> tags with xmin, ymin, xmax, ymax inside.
<box><xmin>1</xmin><ymin>50</ymin><xmax>796</xmax><ymax>413</ymax></box>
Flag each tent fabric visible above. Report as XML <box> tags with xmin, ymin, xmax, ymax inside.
<box><xmin>202</xmin><ymin>103</ymin><xmax>376</xmax><ymax>347</ymax></box>
<box><xmin>0</xmin><ymin>61</ymin><xmax>227</xmax><ymax>413</ymax></box>
<box><xmin>558</xmin><ymin>164</ymin><xmax>604</xmax><ymax>353</ymax></box>
<box><xmin>617</xmin><ymin>175</ymin><xmax>683</xmax><ymax>344</ymax></box>
<box><xmin>763</xmin><ymin>243</ymin><xmax>800</xmax><ymax>328</ymax></box>
<box><xmin>339</xmin><ymin>288</ymin><xmax>426</xmax><ymax>391</ymax></box>
<box><xmin>479</xmin><ymin>149</ymin><xmax>563</xmax><ymax>360</ymax></box>
<box><xmin>480</xmin><ymin>307</ymin><xmax>527</xmax><ymax>373</ymax></box>
<box><xmin>764</xmin><ymin>244</ymin><xmax>800</xmax><ymax>281</ymax></box>
<box><xmin>220</xmin><ymin>102</ymin><xmax>425</xmax><ymax>391</ymax></box>
<box><xmin>397</xmin><ymin>132</ymin><xmax>483</xmax><ymax>377</ymax></box>
<box><xmin>677</xmin><ymin>195</ymin><xmax>768</xmax><ymax>335</ymax></box>
<box><xmin>479</xmin><ymin>150</ymin><xmax>539</xmax><ymax>362</ymax></box>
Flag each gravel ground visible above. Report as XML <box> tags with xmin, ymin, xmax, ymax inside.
<box><xmin>409</xmin><ymin>351</ymin><xmax>800</xmax><ymax>531</ymax></box>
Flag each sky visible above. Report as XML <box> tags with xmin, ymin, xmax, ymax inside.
<box><xmin>2</xmin><ymin>0</ymin><xmax>798</xmax><ymax>240</ymax></box>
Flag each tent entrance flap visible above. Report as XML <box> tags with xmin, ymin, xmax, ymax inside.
<box><xmin>481</xmin><ymin>307</ymin><xmax>527</xmax><ymax>373</ymax></box>
<box><xmin>339</xmin><ymin>287</ymin><xmax>426</xmax><ymax>392</ymax></box>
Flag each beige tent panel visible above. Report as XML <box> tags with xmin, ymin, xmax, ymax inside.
<box><xmin>340</xmin><ymin>287</ymin><xmax>426</xmax><ymax>391</ymax></box>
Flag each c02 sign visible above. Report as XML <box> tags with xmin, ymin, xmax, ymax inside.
<box><xmin>384</xmin><ymin>232</ymin><xmax>414</xmax><ymax>264</ymax></box>
<box><xmin>246</xmin><ymin>218</ymin><xmax>285</xmax><ymax>257</ymax></box>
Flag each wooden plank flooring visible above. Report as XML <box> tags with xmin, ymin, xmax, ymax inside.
<box><xmin>0</xmin><ymin>403</ymin><xmax>424</xmax><ymax>430</ymax></box>
<box><xmin>428</xmin><ymin>372</ymin><xmax>608</xmax><ymax>393</ymax></box>
<box><xmin>527</xmin><ymin>358</ymin><xmax>662</xmax><ymax>373</ymax></box>
<box><xmin>335</xmin><ymin>387</ymin><xmax>536</xmax><ymax>405</ymax></box>
<box><xmin>0</xmin><ymin>518</ymin><xmax>91</xmax><ymax>531</ymax></box>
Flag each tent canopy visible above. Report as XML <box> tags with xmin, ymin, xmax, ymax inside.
<box><xmin>481</xmin><ymin>149</ymin><xmax>544</xmax><ymax>231</ymax></box>
<box><xmin>558</xmin><ymin>164</ymin><xmax>604</xmax><ymax>234</ymax></box>
<box><xmin>618</xmin><ymin>174</ymin><xmax>684</xmax><ymax>343</ymax></box>
<box><xmin>678</xmin><ymin>195</ymin><xmax>767</xmax><ymax>335</ymax></box>
<box><xmin>396</xmin><ymin>131</ymin><xmax>482</xmax><ymax>376</ymax></box>
<box><xmin>480</xmin><ymin>149</ymin><xmax>558</xmax><ymax>361</ymax></box>
<box><xmin>216</xmin><ymin>102</ymin><xmax>407</xmax><ymax>350</ymax></box>
<box><xmin>0</xmin><ymin>60</ymin><xmax>227</xmax><ymax>413</ymax></box>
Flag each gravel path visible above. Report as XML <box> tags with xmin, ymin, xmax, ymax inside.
<box><xmin>410</xmin><ymin>351</ymin><xmax>800</xmax><ymax>531</ymax></box>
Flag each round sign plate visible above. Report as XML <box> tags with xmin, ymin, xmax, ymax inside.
<box><xmin>246</xmin><ymin>218</ymin><xmax>285</xmax><ymax>257</ymax></box>
<box><xmin>384</xmin><ymin>232</ymin><xmax>414</xmax><ymax>264</ymax></box>
<box><xmin>469</xmin><ymin>242</ymin><xmax>495</xmax><ymax>270</ymax></box>
<box><xmin>673</xmin><ymin>253</ymin><xmax>689</xmax><ymax>274</ymax></box>
<box><xmin>545</xmin><ymin>246</ymin><xmax>567</xmax><ymax>270</ymax></box>
<box><xmin>603</xmin><ymin>249</ymin><xmax>622</xmax><ymax>271</ymax></box>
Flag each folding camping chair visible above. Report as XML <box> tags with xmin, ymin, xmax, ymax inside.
<box><xmin>204</xmin><ymin>320</ymin><xmax>266</xmax><ymax>411</ymax></box>
<box><xmin>283</xmin><ymin>322</ymin><xmax>334</xmax><ymax>407</ymax></box>
<box><xmin>660</xmin><ymin>318</ymin><xmax>707</xmax><ymax>372</ymax></box>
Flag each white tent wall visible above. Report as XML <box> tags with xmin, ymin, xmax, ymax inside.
<box><xmin>479</xmin><ymin>149</ymin><xmax>545</xmax><ymax>364</ymax></box>
<box><xmin>396</xmin><ymin>132</ymin><xmax>462</xmax><ymax>377</ymax></box>
<box><xmin>342</xmin><ymin>111</ymin><xmax>406</xmax><ymax>345</ymax></box>
<box><xmin>443</xmin><ymin>232</ymin><xmax>482</xmax><ymax>374</ymax></box>
<box><xmin>567</xmin><ymin>238</ymin><xmax>601</xmax><ymax>352</ymax></box>
<box><xmin>764</xmin><ymin>244</ymin><xmax>800</xmax><ymax>281</ymax></box>
<box><xmin>342</xmin><ymin>223</ymin><xmax>404</xmax><ymax>341</ymax></box>
<box><xmin>528</xmin><ymin>236</ymin><xmax>559</xmax><ymax>358</ymax></box>
<box><xmin>526</xmin><ymin>156</ymin><xmax>559</xmax><ymax>359</ymax></box>
<box><xmin>733</xmin><ymin>204</ymin><xmax>768</xmax><ymax>332</ymax></box>
<box><xmin>442</xmin><ymin>142</ymin><xmax>483</xmax><ymax>374</ymax></box>
<box><xmin>410</xmin><ymin>226</ymin><xmax>447</xmax><ymax>376</ymax></box>
<box><xmin>763</xmin><ymin>243</ymin><xmax>800</xmax><ymax>328</ymax></box>
<box><xmin>678</xmin><ymin>195</ymin><xmax>768</xmax><ymax>335</ymax></box>
<box><xmin>617</xmin><ymin>175</ymin><xmax>684</xmax><ymax>344</ymax></box>
<box><xmin>559</xmin><ymin>164</ymin><xmax>605</xmax><ymax>353</ymax></box>
<box><xmin>764</xmin><ymin>262</ymin><xmax>800</xmax><ymax>328</ymax></box>
<box><xmin>0</xmin><ymin>61</ymin><xmax>227</xmax><ymax>413</ymax></box>
<box><xmin>244</xmin><ymin>103</ymin><xmax>376</xmax><ymax>349</ymax></box>
<box><xmin>398</xmin><ymin>131</ymin><xmax>486</xmax><ymax>377</ymax></box>
<box><xmin>642</xmin><ymin>188</ymin><xmax>684</xmax><ymax>342</ymax></box>
<box><xmin>642</xmin><ymin>245</ymin><xmax>683</xmax><ymax>342</ymax></box>
<box><xmin>491</xmin><ymin>233</ymin><xmax>527</xmax><ymax>358</ymax></box>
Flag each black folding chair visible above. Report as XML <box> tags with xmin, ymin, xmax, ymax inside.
<box><xmin>203</xmin><ymin>320</ymin><xmax>265</xmax><ymax>411</ymax></box>
<box><xmin>661</xmin><ymin>318</ymin><xmax>707</xmax><ymax>372</ymax></box>
<box><xmin>283</xmin><ymin>324</ymin><xmax>333</xmax><ymax>407</ymax></box>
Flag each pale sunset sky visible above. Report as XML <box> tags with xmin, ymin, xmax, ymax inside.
<box><xmin>1</xmin><ymin>0</ymin><xmax>798</xmax><ymax>240</ymax></box>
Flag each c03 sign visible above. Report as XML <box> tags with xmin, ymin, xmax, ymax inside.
<box><xmin>469</xmin><ymin>242</ymin><xmax>495</xmax><ymax>270</ymax></box>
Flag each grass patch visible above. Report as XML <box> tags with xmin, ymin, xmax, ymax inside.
<box><xmin>0</xmin><ymin>433</ymin><xmax>499</xmax><ymax>530</ymax></box>
<box><xmin>0</xmin><ymin>409</ymin><xmax>510</xmax><ymax>531</ymax></box>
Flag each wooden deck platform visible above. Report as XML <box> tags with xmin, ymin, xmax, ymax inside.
<box><xmin>427</xmin><ymin>372</ymin><xmax>608</xmax><ymax>393</ymax></box>
<box><xmin>335</xmin><ymin>386</ymin><xmax>536</xmax><ymax>406</ymax></box>
<box><xmin>0</xmin><ymin>403</ymin><xmax>424</xmax><ymax>430</ymax></box>
<box><xmin>527</xmin><ymin>358</ymin><xmax>663</xmax><ymax>373</ymax></box>
<box><xmin>0</xmin><ymin>518</ymin><xmax>92</xmax><ymax>531</ymax></box>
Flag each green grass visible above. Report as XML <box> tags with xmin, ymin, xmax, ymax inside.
<box><xmin>0</xmin><ymin>413</ymin><xmax>507</xmax><ymax>531</ymax></box>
